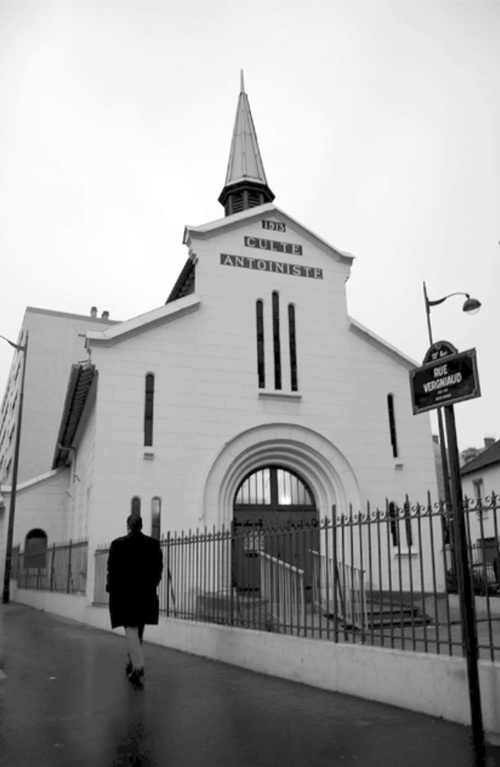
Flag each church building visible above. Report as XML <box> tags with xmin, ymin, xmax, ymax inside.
<box><xmin>3</xmin><ymin>77</ymin><xmax>439</xmax><ymax>600</ymax></box>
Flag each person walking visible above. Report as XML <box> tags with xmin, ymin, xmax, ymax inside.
<box><xmin>106</xmin><ymin>514</ymin><xmax>163</xmax><ymax>687</ymax></box>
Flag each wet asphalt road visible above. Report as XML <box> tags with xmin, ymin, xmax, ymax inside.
<box><xmin>0</xmin><ymin>603</ymin><xmax>496</xmax><ymax>766</ymax></box>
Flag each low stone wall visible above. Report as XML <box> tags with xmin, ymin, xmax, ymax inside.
<box><xmin>12</xmin><ymin>585</ymin><xmax>500</xmax><ymax>736</ymax></box>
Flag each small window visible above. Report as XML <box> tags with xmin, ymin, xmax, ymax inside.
<box><xmin>389</xmin><ymin>501</ymin><xmax>413</xmax><ymax>548</ymax></box>
<box><xmin>473</xmin><ymin>479</ymin><xmax>484</xmax><ymax>503</ymax></box>
<box><xmin>404</xmin><ymin>500</ymin><xmax>413</xmax><ymax>547</ymax></box>
<box><xmin>24</xmin><ymin>529</ymin><xmax>48</xmax><ymax>569</ymax></box>
<box><xmin>473</xmin><ymin>479</ymin><xmax>485</xmax><ymax>516</ymax></box>
<box><xmin>256</xmin><ymin>300</ymin><xmax>265</xmax><ymax>389</ymax></box>
<box><xmin>387</xmin><ymin>394</ymin><xmax>398</xmax><ymax>458</ymax></box>
<box><xmin>272</xmin><ymin>292</ymin><xmax>281</xmax><ymax>390</ymax></box>
<box><xmin>144</xmin><ymin>374</ymin><xmax>155</xmax><ymax>447</ymax></box>
<box><xmin>288</xmin><ymin>304</ymin><xmax>298</xmax><ymax>391</ymax></box>
<box><xmin>389</xmin><ymin>502</ymin><xmax>399</xmax><ymax>547</ymax></box>
<box><xmin>151</xmin><ymin>497</ymin><xmax>161</xmax><ymax>540</ymax></box>
<box><xmin>131</xmin><ymin>496</ymin><xmax>141</xmax><ymax>519</ymax></box>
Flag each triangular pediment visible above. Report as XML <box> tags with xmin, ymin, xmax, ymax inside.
<box><xmin>183</xmin><ymin>204</ymin><xmax>354</xmax><ymax>266</ymax></box>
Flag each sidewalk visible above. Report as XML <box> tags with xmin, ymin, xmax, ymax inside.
<box><xmin>0</xmin><ymin>603</ymin><xmax>498</xmax><ymax>767</ymax></box>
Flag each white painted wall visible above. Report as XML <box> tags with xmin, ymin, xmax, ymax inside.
<box><xmin>85</xmin><ymin>211</ymin><xmax>435</xmax><ymax>536</ymax></box>
<box><xmin>0</xmin><ymin>469</ymin><xmax>70</xmax><ymax>586</ymax></box>
<box><xmin>0</xmin><ymin>308</ymin><xmax>115</xmax><ymax>486</ymax></box>
<box><xmin>75</xmin><ymin>209</ymin><xmax>439</xmax><ymax>600</ymax></box>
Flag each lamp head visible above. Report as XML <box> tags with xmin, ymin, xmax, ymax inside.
<box><xmin>462</xmin><ymin>295</ymin><xmax>481</xmax><ymax>315</ymax></box>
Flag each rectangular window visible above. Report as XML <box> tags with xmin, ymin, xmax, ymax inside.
<box><xmin>151</xmin><ymin>497</ymin><xmax>161</xmax><ymax>540</ymax></box>
<box><xmin>144</xmin><ymin>374</ymin><xmax>155</xmax><ymax>447</ymax></box>
<box><xmin>473</xmin><ymin>479</ymin><xmax>485</xmax><ymax>517</ymax></box>
<box><xmin>473</xmin><ymin>479</ymin><xmax>484</xmax><ymax>502</ymax></box>
<box><xmin>256</xmin><ymin>300</ymin><xmax>265</xmax><ymax>389</ymax></box>
<box><xmin>404</xmin><ymin>500</ymin><xmax>413</xmax><ymax>547</ymax></box>
<box><xmin>389</xmin><ymin>502</ymin><xmax>399</xmax><ymax>547</ymax></box>
<box><xmin>272</xmin><ymin>292</ymin><xmax>282</xmax><ymax>390</ymax></box>
<box><xmin>288</xmin><ymin>303</ymin><xmax>298</xmax><ymax>391</ymax></box>
<box><xmin>387</xmin><ymin>394</ymin><xmax>398</xmax><ymax>457</ymax></box>
<box><xmin>131</xmin><ymin>496</ymin><xmax>141</xmax><ymax>518</ymax></box>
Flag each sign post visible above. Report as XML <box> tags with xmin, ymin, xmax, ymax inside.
<box><xmin>444</xmin><ymin>403</ymin><xmax>485</xmax><ymax>766</ymax></box>
<box><xmin>410</xmin><ymin>345</ymin><xmax>485</xmax><ymax>766</ymax></box>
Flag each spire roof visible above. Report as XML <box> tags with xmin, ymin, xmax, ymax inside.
<box><xmin>223</xmin><ymin>70</ymin><xmax>269</xmax><ymax>188</ymax></box>
<box><xmin>218</xmin><ymin>72</ymin><xmax>275</xmax><ymax>216</ymax></box>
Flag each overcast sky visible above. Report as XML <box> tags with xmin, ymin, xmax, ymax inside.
<box><xmin>0</xmin><ymin>0</ymin><xmax>498</xmax><ymax>452</ymax></box>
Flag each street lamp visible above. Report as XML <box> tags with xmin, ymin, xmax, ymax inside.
<box><xmin>1</xmin><ymin>332</ymin><xmax>28</xmax><ymax>604</ymax></box>
<box><xmin>424</xmin><ymin>284</ymin><xmax>482</xmax><ymax>346</ymax></box>
<box><xmin>422</xmin><ymin>284</ymin><xmax>484</xmax><ymax>765</ymax></box>
<box><xmin>422</xmin><ymin>283</ymin><xmax>482</xmax><ymax>509</ymax></box>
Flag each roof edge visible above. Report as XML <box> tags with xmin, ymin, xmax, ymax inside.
<box><xmin>1</xmin><ymin>467</ymin><xmax>67</xmax><ymax>494</ymax></box>
<box><xmin>461</xmin><ymin>439</ymin><xmax>500</xmax><ymax>477</ymax></box>
<box><xmin>348</xmin><ymin>317</ymin><xmax>418</xmax><ymax>369</ymax></box>
<box><xmin>183</xmin><ymin>205</ymin><xmax>354</xmax><ymax>265</ymax></box>
<box><xmin>87</xmin><ymin>294</ymin><xmax>201</xmax><ymax>346</ymax></box>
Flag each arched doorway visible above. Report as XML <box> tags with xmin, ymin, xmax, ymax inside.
<box><xmin>24</xmin><ymin>529</ymin><xmax>48</xmax><ymax>569</ymax></box>
<box><xmin>233</xmin><ymin>465</ymin><xmax>319</xmax><ymax>594</ymax></box>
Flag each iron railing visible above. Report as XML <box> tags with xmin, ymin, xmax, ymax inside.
<box><xmin>14</xmin><ymin>539</ymin><xmax>88</xmax><ymax>594</ymax></box>
<box><xmin>93</xmin><ymin>492</ymin><xmax>500</xmax><ymax>661</ymax></box>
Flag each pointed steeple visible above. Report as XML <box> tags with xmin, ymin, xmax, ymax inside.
<box><xmin>218</xmin><ymin>72</ymin><xmax>275</xmax><ymax>216</ymax></box>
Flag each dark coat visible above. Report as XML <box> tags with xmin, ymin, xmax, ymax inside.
<box><xmin>106</xmin><ymin>531</ymin><xmax>163</xmax><ymax>629</ymax></box>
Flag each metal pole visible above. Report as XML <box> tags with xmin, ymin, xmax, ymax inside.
<box><xmin>2</xmin><ymin>333</ymin><xmax>28</xmax><ymax>604</ymax></box>
<box><xmin>423</xmin><ymin>283</ymin><xmax>452</xmax><ymax>512</ymax></box>
<box><xmin>444</xmin><ymin>404</ymin><xmax>485</xmax><ymax>765</ymax></box>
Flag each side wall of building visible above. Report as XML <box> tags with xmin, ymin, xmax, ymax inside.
<box><xmin>0</xmin><ymin>469</ymin><xmax>70</xmax><ymax>585</ymax></box>
<box><xmin>0</xmin><ymin>309</ymin><xmax>115</xmax><ymax>485</ymax></box>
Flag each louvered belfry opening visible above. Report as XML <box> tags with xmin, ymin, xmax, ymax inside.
<box><xmin>219</xmin><ymin>180</ymin><xmax>274</xmax><ymax>217</ymax></box>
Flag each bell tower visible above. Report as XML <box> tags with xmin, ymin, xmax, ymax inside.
<box><xmin>218</xmin><ymin>72</ymin><xmax>275</xmax><ymax>216</ymax></box>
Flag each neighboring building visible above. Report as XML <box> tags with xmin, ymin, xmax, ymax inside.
<box><xmin>461</xmin><ymin>437</ymin><xmax>500</xmax><ymax>585</ymax></box>
<box><xmin>0</xmin><ymin>307</ymin><xmax>116</xmax><ymax>486</ymax></box>
<box><xmin>432</xmin><ymin>435</ymin><xmax>497</xmax><ymax>505</ymax></box>
<box><xmin>461</xmin><ymin>438</ymin><xmax>500</xmax><ymax>506</ymax></box>
<box><xmin>2</xmin><ymin>79</ymin><xmax>441</xmax><ymax>599</ymax></box>
<box><xmin>461</xmin><ymin>437</ymin><xmax>496</xmax><ymax>469</ymax></box>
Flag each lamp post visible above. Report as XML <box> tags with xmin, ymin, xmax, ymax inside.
<box><xmin>1</xmin><ymin>332</ymin><xmax>28</xmax><ymax>604</ymax></box>
<box><xmin>422</xmin><ymin>284</ymin><xmax>484</xmax><ymax>765</ymax></box>
<box><xmin>423</xmin><ymin>282</ymin><xmax>481</xmax><ymax>509</ymax></box>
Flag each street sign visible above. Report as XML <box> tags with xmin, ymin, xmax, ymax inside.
<box><xmin>410</xmin><ymin>348</ymin><xmax>481</xmax><ymax>414</ymax></box>
<box><xmin>422</xmin><ymin>340</ymin><xmax>458</xmax><ymax>365</ymax></box>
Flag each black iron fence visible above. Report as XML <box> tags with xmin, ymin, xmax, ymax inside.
<box><xmin>92</xmin><ymin>493</ymin><xmax>500</xmax><ymax>660</ymax></box>
<box><xmin>13</xmin><ymin>539</ymin><xmax>88</xmax><ymax>594</ymax></box>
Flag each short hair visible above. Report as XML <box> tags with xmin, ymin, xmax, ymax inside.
<box><xmin>127</xmin><ymin>515</ymin><xmax>143</xmax><ymax>533</ymax></box>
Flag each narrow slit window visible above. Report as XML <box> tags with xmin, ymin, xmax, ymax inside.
<box><xmin>131</xmin><ymin>496</ymin><xmax>141</xmax><ymax>519</ymax></box>
<box><xmin>256</xmin><ymin>300</ymin><xmax>265</xmax><ymax>389</ymax></box>
<box><xmin>272</xmin><ymin>292</ymin><xmax>282</xmax><ymax>390</ymax></box>
<box><xmin>144</xmin><ymin>373</ymin><xmax>155</xmax><ymax>447</ymax></box>
<box><xmin>151</xmin><ymin>497</ymin><xmax>161</xmax><ymax>540</ymax></box>
<box><xmin>389</xmin><ymin>502</ymin><xmax>399</xmax><ymax>547</ymax></box>
<box><xmin>387</xmin><ymin>393</ymin><xmax>398</xmax><ymax>457</ymax></box>
<box><xmin>404</xmin><ymin>500</ymin><xmax>413</xmax><ymax>548</ymax></box>
<box><xmin>288</xmin><ymin>303</ymin><xmax>298</xmax><ymax>391</ymax></box>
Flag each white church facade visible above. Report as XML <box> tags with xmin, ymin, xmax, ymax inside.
<box><xmin>3</xmin><ymin>78</ymin><xmax>441</xmax><ymax>601</ymax></box>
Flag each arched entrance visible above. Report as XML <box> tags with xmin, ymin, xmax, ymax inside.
<box><xmin>233</xmin><ymin>465</ymin><xmax>319</xmax><ymax>594</ymax></box>
<box><xmin>202</xmin><ymin>423</ymin><xmax>361</xmax><ymax>531</ymax></box>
